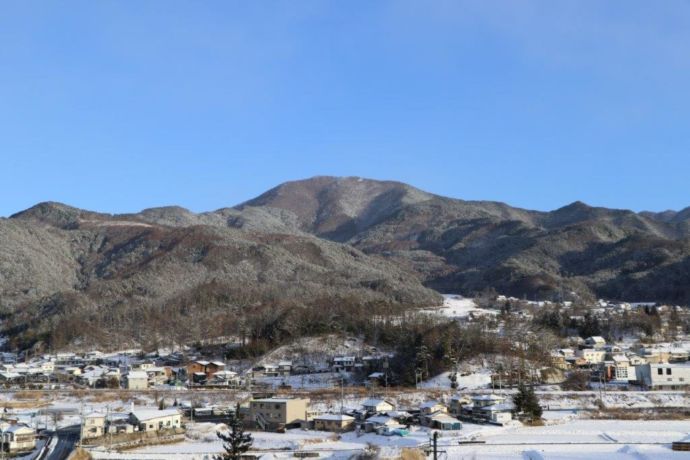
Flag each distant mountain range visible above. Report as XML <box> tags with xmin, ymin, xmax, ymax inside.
<box><xmin>2</xmin><ymin>176</ymin><xmax>690</xmax><ymax>349</ymax></box>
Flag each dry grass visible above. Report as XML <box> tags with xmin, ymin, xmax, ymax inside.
<box><xmin>0</xmin><ymin>400</ymin><xmax>51</xmax><ymax>409</ymax></box>
<box><xmin>86</xmin><ymin>392</ymin><xmax>120</xmax><ymax>403</ymax></box>
<box><xmin>591</xmin><ymin>408</ymin><xmax>690</xmax><ymax>420</ymax></box>
<box><xmin>68</xmin><ymin>448</ymin><xmax>93</xmax><ymax>460</ymax></box>
<box><xmin>399</xmin><ymin>448</ymin><xmax>426</xmax><ymax>460</ymax></box>
<box><xmin>13</xmin><ymin>390</ymin><xmax>46</xmax><ymax>400</ymax></box>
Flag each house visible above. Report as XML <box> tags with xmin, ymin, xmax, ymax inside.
<box><xmin>363</xmin><ymin>415</ymin><xmax>397</xmax><ymax>432</ymax></box>
<box><xmin>277</xmin><ymin>361</ymin><xmax>292</xmax><ymax>376</ymax></box>
<box><xmin>361</xmin><ymin>399</ymin><xmax>394</xmax><ymax>414</ymax></box>
<box><xmin>637</xmin><ymin>363</ymin><xmax>690</xmax><ymax>390</ymax></box>
<box><xmin>367</xmin><ymin>372</ymin><xmax>385</xmax><ymax>386</ymax></box>
<box><xmin>332</xmin><ymin>356</ymin><xmax>356</xmax><ymax>372</ymax></box>
<box><xmin>130</xmin><ymin>409</ymin><xmax>182</xmax><ymax>432</ymax></box>
<box><xmin>82</xmin><ymin>412</ymin><xmax>106</xmax><ymax>439</ymax></box>
<box><xmin>449</xmin><ymin>395</ymin><xmax>471</xmax><ymax>415</ymax></box>
<box><xmin>576</xmin><ymin>348</ymin><xmax>606</xmax><ymax>364</ymax></box>
<box><xmin>427</xmin><ymin>411</ymin><xmax>462</xmax><ymax>430</ymax></box>
<box><xmin>419</xmin><ymin>401</ymin><xmax>446</xmax><ymax>415</ymax></box>
<box><xmin>209</xmin><ymin>370</ymin><xmax>240</xmax><ymax>386</ymax></box>
<box><xmin>144</xmin><ymin>367</ymin><xmax>170</xmax><ymax>386</ymax></box>
<box><xmin>607</xmin><ymin>355</ymin><xmax>635</xmax><ymax>383</ymax></box>
<box><xmin>584</xmin><ymin>336</ymin><xmax>606</xmax><ymax>349</ymax></box>
<box><xmin>0</xmin><ymin>423</ymin><xmax>36</xmax><ymax>453</ymax></box>
<box><xmin>126</xmin><ymin>371</ymin><xmax>149</xmax><ymax>390</ymax></box>
<box><xmin>313</xmin><ymin>414</ymin><xmax>355</xmax><ymax>432</ymax></box>
<box><xmin>479</xmin><ymin>403</ymin><xmax>513</xmax><ymax>424</ymax></box>
<box><xmin>186</xmin><ymin>361</ymin><xmax>225</xmax><ymax>380</ymax></box>
<box><xmin>0</xmin><ymin>372</ymin><xmax>21</xmax><ymax>382</ymax></box>
<box><xmin>249</xmin><ymin>398</ymin><xmax>310</xmax><ymax>431</ymax></box>
<box><xmin>471</xmin><ymin>394</ymin><xmax>505</xmax><ymax>409</ymax></box>
<box><xmin>419</xmin><ymin>401</ymin><xmax>447</xmax><ymax>426</ymax></box>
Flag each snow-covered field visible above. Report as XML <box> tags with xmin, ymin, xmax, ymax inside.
<box><xmin>85</xmin><ymin>418</ymin><xmax>690</xmax><ymax>459</ymax></box>
<box><xmin>419</xmin><ymin>370</ymin><xmax>493</xmax><ymax>390</ymax></box>
<box><xmin>448</xmin><ymin>419</ymin><xmax>690</xmax><ymax>459</ymax></box>
<box><xmin>421</xmin><ymin>294</ymin><xmax>498</xmax><ymax>320</ymax></box>
<box><xmin>253</xmin><ymin>372</ymin><xmax>351</xmax><ymax>390</ymax></box>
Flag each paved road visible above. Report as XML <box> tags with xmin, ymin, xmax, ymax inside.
<box><xmin>45</xmin><ymin>426</ymin><xmax>80</xmax><ymax>460</ymax></box>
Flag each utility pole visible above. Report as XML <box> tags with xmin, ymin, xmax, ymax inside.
<box><xmin>340</xmin><ymin>376</ymin><xmax>344</xmax><ymax>414</ymax></box>
<box><xmin>78</xmin><ymin>400</ymin><xmax>84</xmax><ymax>449</ymax></box>
<box><xmin>432</xmin><ymin>431</ymin><xmax>438</xmax><ymax>460</ymax></box>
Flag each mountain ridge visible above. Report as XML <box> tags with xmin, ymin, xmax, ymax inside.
<box><xmin>5</xmin><ymin>175</ymin><xmax>690</xmax><ymax>348</ymax></box>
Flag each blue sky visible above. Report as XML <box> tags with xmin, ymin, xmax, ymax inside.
<box><xmin>2</xmin><ymin>1</ymin><xmax>689</xmax><ymax>216</ymax></box>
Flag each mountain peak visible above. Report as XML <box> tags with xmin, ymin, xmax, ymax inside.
<box><xmin>10</xmin><ymin>202</ymin><xmax>93</xmax><ymax>229</ymax></box>
<box><xmin>238</xmin><ymin>176</ymin><xmax>434</xmax><ymax>240</ymax></box>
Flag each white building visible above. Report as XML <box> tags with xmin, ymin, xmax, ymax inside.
<box><xmin>130</xmin><ymin>409</ymin><xmax>182</xmax><ymax>432</ymax></box>
<box><xmin>361</xmin><ymin>399</ymin><xmax>394</xmax><ymax>413</ymax></box>
<box><xmin>0</xmin><ymin>423</ymin><xmax>36</xmax><ymax>452</ymax></box>
<box><xmin>637</xmin><ymin>363</ymin><xmax>690</xmax><ymax>390</ymax></box>
<box><xmin>576</xmin><ymin>348</ymin><xmax>606</xmax><ymax>364</ymax></box>
<box><xmin>126</xmin><ymin>371</ymin><xmax>149</xmax><ymax>390</ymax></box>
<box><xmin>610</xmin><ymin>355</ymin><xmax>635</xmax><ymax>382</ymax></box>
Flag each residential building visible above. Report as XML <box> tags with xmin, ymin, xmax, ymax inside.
<box><xmin>332</xmin><ymin>356</ymin><xmax>356</xmax><ymax>372</ymax></box>
<box><xmin>576</xmin><ymin>348</ymin><xmax>606</xmax><ymax>364</ymax></box>
<box><xmin>585</xmin><ymin>336</ymin><xmax>606</xmax><ymax>349</ymax></box>
<box><xmin>313</xmin><ymin>414</ymin><xmax>355</xmax><ymax>432</ymax></box>
<box><xmin>126</xmin><ymin>371</ymin><xmax>149</xmax><ymax>390</ymax></box>
<box><xmin>82</xmin><ymin>412</ymin><xmax>106</xmax><ymax>439</ymax></box>
<box><xmin>361</xmin><ymin>399</ymin><xmax>394</xmax><ymax>414</ymax></box>
<box><xmin>0</xmin><ymin>423</ymin><xmax>36</xmax><ymax>453</ymax></box>
<box><xmin>637</xmin><ymin>363</ymin><xmax>690</xmax><ymax>390</ymax></box>
<box><xmin>419</xmin><ymin>401</ymin><xmax>446</xmax><ymax>416</ymax></box>
<box><xmin>363</xmin><ymin>415</ymin><xmax>397</xmax><ymax>432</ymax></box>
<box><xmin>603</xmin><ymin>355</ymin><xmax>636</xmax><ymax>383</ymax></box>
<box><xmin>187</xmin><ymin>361</ymin><xmax>226</xmax><ymax>381</ymax></box>
<box><xmin>479</xmin><ymin>403</ymin><xmax>513</xmax><ymax>424</ymax></box>
<box><xmin>249</xmin><ymin>398</ymin><xmax>310</xmax><ymax>431</ymax></box>
<box><xmin>130</xmin><ymin>409</ymin><xmax>182</xmax><ymax>432</ymax></box>
<box><xmin>449</xmin><ymin>395</ymin><xmax>471</xmax><ymax>415</ymax></box>
<box><xmin>426</xmin><ymin>412</ymin><xmax>462</xmax><ymax>430</ymax></box>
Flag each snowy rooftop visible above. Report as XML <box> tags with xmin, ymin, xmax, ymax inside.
<box><xmin>315</xmin><ymin>414</ymin><xmax>354</xmax><ymax>421</ymax></box>
<box><xmin>131</xmin><ymin>409</ymin><xmax>180</xmax><ymax>421</ymax></box>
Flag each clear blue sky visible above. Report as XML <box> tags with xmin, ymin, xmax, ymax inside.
<box><xmin>2</xmin><ymin>1</ymin><xmax>689</xmax><ymax>217</ymax></box>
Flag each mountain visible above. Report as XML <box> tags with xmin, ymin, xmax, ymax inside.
<box><xmin>230</xmin><ymin>177</ymin><xmax>690</xmax><ymax>303</ymax></box>
<box><xmin>1</xmin><ymin>201</ymin><xmax>440</xmax><ymax>350</ymax></box>
<box><xmin>3</xmin><ymin>176</ymin><xmax>690</xmax><ymax>350</ymax></box>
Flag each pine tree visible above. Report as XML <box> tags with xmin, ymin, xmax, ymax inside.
<box><xmin>512</xmin><ymin>382</ymin><xmax>543</xmax><ymax>420</ymax></box>
<box><xmin>215</xmin><ymin>404</ymin><xmax>253</xmax><ymax>460</ymax></box>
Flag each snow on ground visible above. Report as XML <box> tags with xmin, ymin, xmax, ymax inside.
<box><xmin>255</xmin><ymin>335</ymin><xmax>369</xmax><ymax>367</ymax></box>
<box><xmin>89</xmin><ymin>419</ymin><xmax>690</xmax><ymax>459</ymax></box>
<box><xmin>421</xmin><ymin>294</ymin><xmax>498</xmax><ymax>320</ymax></box>
<box><xmin>448</xmin><ymin>419</ymin><xmax>690</xmax><ymax>459</ymax></box>
<box><xmin>419</xmin><ymin>370</ymin><xmax>492</xmax><ymax>390</ymax></box>
<box><xmin>253</xmin><ymin>372</ymin><xmax>352</xmax><ymax>390</ymax></box>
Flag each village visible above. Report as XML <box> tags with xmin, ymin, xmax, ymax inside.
<box><xmin>0</xmin><ymin>295</ymin><xmax>688</xmax><ymax>458</ymax></box>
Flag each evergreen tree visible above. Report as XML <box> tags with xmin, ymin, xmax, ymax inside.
<box><xmin>215</xmin><ymin>404</ymin><xmax>253</xmax><ymax>460</ymax></box>
<box><xmin>512</xmin><ymin>382</ymin><xmax>543</xmax><ymax>420</ymax></box>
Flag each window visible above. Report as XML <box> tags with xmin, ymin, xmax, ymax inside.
<box><xmin>275</xmin><ymin>404</ymin><xmax>281</xmax><ymax>410</ymax></box>
<box><xmin>667</xmin><ymin>368</ymin><xmax>672</xmax><ymax>375</ymax></box>
<box><xmin>658</xmin><ymin>368</ymin><xmax>663</xmax><ymax>375</ymax></box>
